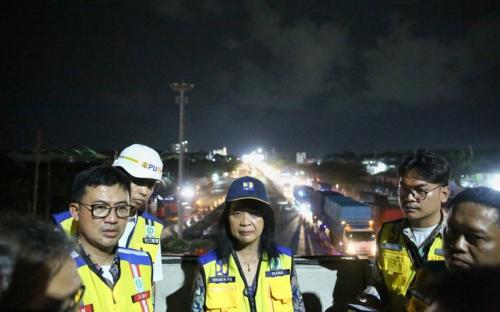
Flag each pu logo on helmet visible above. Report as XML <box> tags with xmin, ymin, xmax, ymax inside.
<box><xmin>141</xmin><ymin>162</ymin><xmax>161</xmax><ymax>172</ymax></box>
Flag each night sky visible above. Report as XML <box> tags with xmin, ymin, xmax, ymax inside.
<box><xmin>2</xmin><ymin>0</ymin><xmax>500</xmax><ymax>156</ymax></box>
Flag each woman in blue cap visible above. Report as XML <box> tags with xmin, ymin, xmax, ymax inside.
<box><xmin>191</xmin><ymin>176</ymin><xmax>305</xmax><ymax>312</ymax></box>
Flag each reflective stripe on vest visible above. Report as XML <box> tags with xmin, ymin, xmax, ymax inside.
<box><xmin>72</xmin><ymin>248</ymin><xmax>153</xmax><ymax>312</ymax></box>
<box><xmin>377</xmin><ymin>221</ymin><xmax>444</xmax><ymax>312</ymax></box>
<box><xmin>200</xmin><ymin>246</ymin><xmax>294</xmax><ymax>312</ymax></box>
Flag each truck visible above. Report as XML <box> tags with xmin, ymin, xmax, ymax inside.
<box><xmin>293</xmin><ymin>184</ymin><xmax>314</xmax><ymax>221</ymax></box>
<box><xmin>311</xmin><ymin>189</ymin><xmax>343</xmax><ymax>215</ymax></box>
<box><xmin>321</xmin><ymin>195</ymin><xmax>376</xmax><ymax>257</ymax></box>
<box><xmin>156</xmin><ymin>194</ymin><xmax>178</xmax><ymax>222</ymax></box>
<box><xmin>358</xmin><ymin>191</ymin><xmax>404</xmax><ymax>231</ymax></box>
<box><xmin>342</xmin><ymin>223</ymin><xmax>376</xmax><ymax>257</ymax></box>
<box><xmin>312</xmin><ymin>181</ymin><xmax>333</xmax><ymax>192</ymax></box>
<box><xmin>293</xmin><ymin>184</ymin><xmax>314</xmax><ymax>202</ymax></box>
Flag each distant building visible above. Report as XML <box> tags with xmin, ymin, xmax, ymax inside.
<box><xmin>212</xmin><ymin>147</ymin><xmax>227</xmax><ymax>156</ymax></box>
<box><xmin>171</xmin><ymin>140</ymin><xmax>189</xmax><ymax>153</ymax></box>
<box><xmin>361</xmin><ymin>168</ymin><xmax>398</xmax><ymax>187</ymax></box>
<box><xmin>207</xmin><ymin>147</ymin><xmax>228</xmax><ymax>161</ymax></box>
<box><xmin>363</xmin><ymin>159</ymin><xmax>392</xmax><ymax>175</ymax></box>
<box><xmin>460</xmin><ymin>171</ymin><xmax>500</xmax><ymax>191</ymax></box>
<box><xmin>296</xmin><ymin>152</ymin><xmax>307</xmax><ymax>164</ymax></box>
<box><xmin>163</xmin><ymin>151</ymin><xmax>208</xmax><ymax>162</ymax></box>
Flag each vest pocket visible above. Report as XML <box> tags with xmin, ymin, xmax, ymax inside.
<box><xmin>269</xmin><ymin>278</ymin><xmax>293</xmax><ymax>312</ymax></box>
<box><xmin>381</xmin><ymin>249</ymin><xmax>413</xmax><ymax>296</ymax></box>
<box><xmin>381</xmin><ymin>249</ymin><xmax>408</xmax><ymax>274</ymax></box>
<box><xmin>205</xmin><ymin>284</ymin><xmax>240</xmax><ymax>312</ymax></box>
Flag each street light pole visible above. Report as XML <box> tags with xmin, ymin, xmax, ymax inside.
<box><xmin>170</xmin><ymin>81</ymin><xmax>194</xmax><ymax>239</ymax></box>
<box><xmin>32</xmin><ymin>130</ymin><xmax>42</xmax><ymax>218</ymax></box>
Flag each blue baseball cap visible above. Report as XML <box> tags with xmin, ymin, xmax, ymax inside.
<box><xmin>225</xmin><ymin>176</ymin><xmax>270</xmax><ymax>205</ymax></box>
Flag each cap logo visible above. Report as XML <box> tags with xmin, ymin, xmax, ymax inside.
<box><xmin>242</xmin><ymin>181</ymin><xmax>254</xmax><ymax>191</ymax></box>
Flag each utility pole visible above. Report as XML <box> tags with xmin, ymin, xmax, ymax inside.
<box><xmin>170</xmin><ymin>81</ymin><xmax>194</xmax><ymax>239</ymax></box>
<box><xmin>32</xmin><ymin>130</ymin><xmax>42</xmax><ymax>218</ymax></box>
<box><xmin>45</xmin><ymin>156</ymin><xmax>52</xmax><ymax>220</ymax></box>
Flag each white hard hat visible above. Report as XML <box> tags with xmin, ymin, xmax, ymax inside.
<box><xmin>113</xmin><ymin>144</ymin><xmax>163</xmax><ymax>181</ymax></box>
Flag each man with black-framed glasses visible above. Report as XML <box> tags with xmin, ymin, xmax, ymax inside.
<box><xmin>53</xmin><ymin>144</ymin><xmax>165</xmax><ymax>288</ymax></box>
<box><xmin>357</xmin><ymin>151</ymin><xmax>450</xmax><ymax>312</ymax></box>
<box><xmin>67</xmin><ymin>165</ymin><xmax>154</xmax><ymax>311</ymax></box>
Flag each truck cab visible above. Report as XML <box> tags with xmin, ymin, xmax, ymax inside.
<box><xmin>342</xmin><ymin>222</ymin><xmax>377</xmax><ymax>257</ymax></box>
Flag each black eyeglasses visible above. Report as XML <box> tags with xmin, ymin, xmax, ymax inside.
<box><xmin>397</xmin><ymin>184</ymin><xmax>443</xmax><ymax>201</ymax></box>
<box><xmin>78</xmin><ymin>202</ymin><xmax>132</xmax><ymax>219</ymax></box>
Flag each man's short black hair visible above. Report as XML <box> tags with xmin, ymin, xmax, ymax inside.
<box><xmin>71</xmin><ymin>165</ymin><xmax>130</xmax><ymax>202</ymax></box>
<box><xmin>449</xmin><ymin>186</ymin><xmax>500</xmax><ymax>222</ymax></box>
<box><xmin>397</xmin><ymin>150</ymin><xmax>450</xmax><ymax>186</ymax></box>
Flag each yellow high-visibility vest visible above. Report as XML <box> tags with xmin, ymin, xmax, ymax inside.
<box><xmin>72</xmin><ymin>248</ymin><xmax>153</xmax><ymax>312</ymax></box>
<box><xmin>200</xmin><ymin>246</ymin><xmax>294</xmax><ymax>312</ymax></box>
<box><xmin>124</xmin><ymin>212</ymin><xmax>163</xmax><ymax>263</ymax></box>
<box><xmin>53</xmin><ymin>211</ymin><xmax>78</xmax><ymax>236</ymax></box>
<box><xmin>377</xmin><ymin>219</ymin><xmax>445</xmax><ymax>312</ymax></box>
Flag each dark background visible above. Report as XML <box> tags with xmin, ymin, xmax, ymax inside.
<box><xmin>2</xmin><ymin>0</ymin><xmax>499</xmax><ymax>155</ymax></box>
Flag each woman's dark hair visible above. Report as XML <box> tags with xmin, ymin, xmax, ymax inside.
<box><xmin>0</xmin><ymin>215</ymin><xmax>76</xmax><ymax>310</ymax></box>
<box><xmin>71</xmin><ymin>164</ymin><xmax>131</xmax><ymax>202</ymax></box>
<box><xmin>215</xmin><ymin>199</ymin><xmax>279</xmax><ymax>263</ymax></box>
<box><xmin>397</xmin><ymin>150</ymin><xmax>451</xmax><ymax>186</ymax></box>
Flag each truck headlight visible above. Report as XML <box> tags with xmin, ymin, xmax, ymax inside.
<box><xmin>346</xmin><ymin>243</ymin><xmax>355</xmax><ymax>255</ymax></box>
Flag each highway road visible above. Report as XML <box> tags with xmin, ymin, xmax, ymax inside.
<box><xmin>177</xmin><ymin>170</ymin><xmax>337</xmax><ymax>256</ymax></box>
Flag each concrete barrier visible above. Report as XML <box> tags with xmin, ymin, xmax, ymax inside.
<box><xmin>155</xmin><ymin>255</ymin><xmax>371</xmax><ymax>312</ymax></box>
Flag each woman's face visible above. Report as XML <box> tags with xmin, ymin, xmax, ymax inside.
<box><xmin>228</xmin><ymin>200</ymin><xmax>265</xmax><ymax>248</ymax></box>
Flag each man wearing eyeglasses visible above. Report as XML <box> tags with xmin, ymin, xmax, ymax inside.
<box><xmin>68</xmin><ymin>165</ymin><xmax>154</xmax><ymax>311</ymax></box>
<box><xmin>54</xmin><ymin>144</ymin><xmax>165</xmax><ymax>287</ymax></box>
<box><xmin>357</xmin><ymin>151</ymin><xmax>450</xmax><ymax>312</ymax></box>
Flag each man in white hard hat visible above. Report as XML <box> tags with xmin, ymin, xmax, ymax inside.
<box><xmin>112</xmin><ymin>144</ymin><xmax>165</xmax><ymax>285</ymax></box>
<box><xmin>53</xmin><ymin>144</ymin><xmax>165</xmax><ymax>286</ymax></box>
